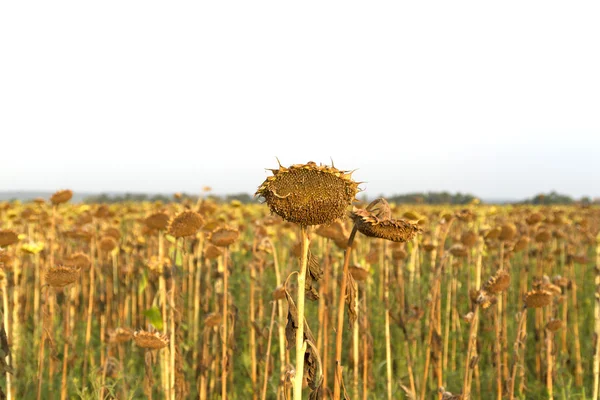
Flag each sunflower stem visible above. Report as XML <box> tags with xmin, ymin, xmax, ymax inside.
<box><xmin>333</xmin><ymin>225</ymin><xmax>358</xmax><ymax>400</ymax></box>
<box><xmin>221</xmin><ymin>247</ymin><xmax>229</xmax><ymax>400</ymax></box>
<box><xmin>293</xmin><ymin>226</ymin><xmax>310</xmax><ymax>400</ymax></box>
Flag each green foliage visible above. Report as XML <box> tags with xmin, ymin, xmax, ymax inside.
<box><xmin>523</xmin><ymin>191</ymin><xmax>575</xmax><ymax>205</ymax></box>
<box><xmin>387</xmin><ymin>191</ymin><xmax>477</xmax><ymax>205</ymax></box>
<box><xmin>143</xmin><ymin>306</ymin><xmax>164</xmax><ymax>331</ymax></box>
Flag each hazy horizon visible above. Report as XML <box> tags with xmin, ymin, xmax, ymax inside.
<box><xmin>0</xmin><ymin>188</ymin><xmax>594</xmax><ymax>204</ymax></box>
<box><xmin>1</xmin><ymin>2</ymin><xmax>599</xmax><ymax>199</ymax></box>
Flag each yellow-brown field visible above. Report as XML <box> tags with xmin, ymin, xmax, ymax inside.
<box><xmin>0</xmin><ymin>194</ymin><xmax>598</xmax><ymax>399</ymax></box>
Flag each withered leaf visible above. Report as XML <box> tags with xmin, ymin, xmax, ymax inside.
<box><xmin>365</xmin><ymin>198</ymin><xmax>392</xmax><ymax>221</ymax></box>
<box><xmin>305</xmin><ymin>250</ymin><xmax>323</xmax><ymax>301</ymax></box>
<box><xmin>308</xmin><ymin>385</ymin><xmax>323</xmax><ymax>400</ymax></box>
<box><xmin>0</xmin><ymin>322</ymin><xmax>8</xmax><ymax>358</ymax></box>
<box><xmin>308</xmin><ymin>250</ymin><xmax>323</xmax><ymax>281</ymax></box>
<box><xmin>284</xmin><ymin>285</ymin><xmax>317</xmax><ymax>349</ymax></box>
<box><xmin>285</xmin><ymin>288</ymin><xmax>300</xmax><ymax>350</ymax></box>
<box><xmin>305</xmin><ymin>339</ymin><xmax>323</xmax><ymax>391</ymax></box>
<box><xmin>284</xmin><ymin>283</ymin><xmax>320</xmax><ymax>394</ymax></box>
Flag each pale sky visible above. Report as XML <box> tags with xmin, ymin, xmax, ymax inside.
<box><xmin>1</xmin><ymin>1</ymin><xmax>599</xmax><ymax>200</ymax></box>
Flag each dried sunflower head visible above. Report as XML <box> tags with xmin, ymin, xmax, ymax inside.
<box><xmin>499</xmin><ymin>223</ymin><xmax>517</xmax><ymax>241</ymax></box>
<box><xmin>350</xmin><ymin>204</ymin><xmax>421</xmax><ymax>243</ymax></box>
<box><xmin>50</xmin><ymin>189</ymin><xmax>73</xmax><ymax>205</ymax></box>
<box><xmin>526</xmin><ymin>212</ymin><xmax>543</xmax><ymax>225</ymax></box>
<box><xmin>64</xmin><ymin>252</ymin><xmax>91</xmax><ymax>270</ymax></box>
<box><xmin>0</xmin><ymin>230</ymin><xmax>19</xmax><ymax>247</ymax></box>
<box><xmin>535</xmin><ymin>229</ymin><xmax>552</xmax><ymax>244</ymax></box>
<box><xmin>99</xmin><ymin>236</ymin><xmax>118</xmax><ymax>253</ymax></box>
<box><xmin>168</xmin><ymin>211</ymin><xmax>204</xmax><ymax>238</ymax></box>
<box><xmin>209</xmin><ymin>227</ymin><xmax>239</xmax><ymax>247</ymax></box>
<box><xmin>94</xmin><ymin>205</ymin><xmax>112</xmax><ymax>219</ymax></box>
<box><xmin>524</xmin><ymin>289</ymin><xmax>553</xmax><ymax>308</ymax></box>
<box><xmin>256</xmin><ymin>161</ymin><xmax>359</xmax><ymax>226</ymax></box>
<box><xmin>45</xmin><ymin>264</ymin><xmax>80</xmax><ymax>288</ymax></box>
<box><xmin>461</xmin><ymin>230</ymin><xmax>478</xmax><ymax>248</ymax></box>
<box><xmin>483</xmin><ymin>270</ymin><xmax>511</xmax><ymax>294</ymax></box>
<box><xmin>133</xmin><ymin>330</ymin><xmax>169</xmax><ymax>349</ymax></box>
<box><xmin>108</xmin><ymin>327</ymin><xmax>133</xmax><ymax>344</ymax></box>
<box><xmin>448</xmin><ymin>243</ymin><xmax>468</xmax><ymax>258</ymax></box>
<box><xmin>145</xmin><ymin>212</ymin><xmax>170</xmax><ymax>231</ymax></box>
<box><xmin>204</xmin><ymin>244</ymin><xmax>223</xmax><ymax>260</ymax></box>
<box><xmin>512</xmin><ymin>236</ymin><xmax>530</xmax><ymax>252</ymax></box>
<box><xmin>546</xmin><ymin>319</ymin><xmax>563</xmax><ymax>332</ymax></box>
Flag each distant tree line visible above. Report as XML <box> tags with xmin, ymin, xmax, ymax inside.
<box><xmin>387</xmin><ymin>192</ymin><xmax>477</xmax><ymax>205</ymax></box>
<box><xmin>77</xmin><ymin>190</ymin><xmax>599</xmax><ymax>205</ymax></box>
<box><xmin>520</xmin><ymin>191</ymin><xmax>599</xmax><ymax>205</ymax></box>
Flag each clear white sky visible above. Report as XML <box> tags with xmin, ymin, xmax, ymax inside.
<box><xmin>1</xmin><ymin>1</ymin><xmax>599</xmax><ymax>200</ymax></box>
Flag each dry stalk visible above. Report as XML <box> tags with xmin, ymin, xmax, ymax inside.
<box><xmin>565</xmin><ymin>257</ymin><xmax>583</xmax><ymax>387</ymax></box>
<box><xmin>462</xmin><ymin>238</ymin><xmax>483</xmax><ymax>398</ymax></box>
<box><xmin>592</xmin><ymin>234</ymin><xmax>600</xmax><ymax>400</ymax></box>
<box><xmin>508</xmin><ymin>307</ymin><xmax>528</xmax><ymax>400</ymax></box>
<box><xmin>293</xmin><ymin>226</ymin><xmax>310</xmax><ymax>400</ymax></box>
<box><xmin>333</xmin><ymin>225</ymin><xmax>358</xmax><ymax>400</ymax></box>
<box><xmin>382</xmin><ymin>241</ymin><xmax>393</xmax><ymax>400</ymax></box>
<box><xmin>261</xmin><ymin>301</ymin><xmax>277</xmax><ymax>400</ymax></box>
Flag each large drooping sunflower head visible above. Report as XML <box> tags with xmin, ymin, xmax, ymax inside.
<box><xmin>256</xmin><ymin>161</ymin><xmax>360</xmax><ymax>226</ymax></box>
